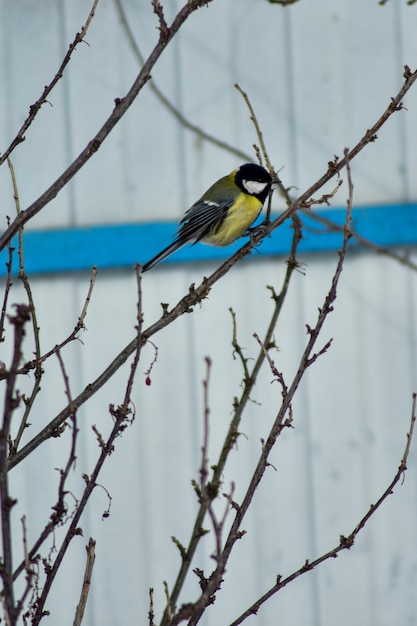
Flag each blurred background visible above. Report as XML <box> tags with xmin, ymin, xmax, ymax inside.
<box><xmin>0</xmin><ymin>0</ymin><xmax>417</xmax><ymax>624</ymax></box>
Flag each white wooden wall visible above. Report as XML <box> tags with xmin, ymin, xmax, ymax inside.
<box><xmin>0</xmin><ymin>1</ymin><xmax>417</xmax><ymax>625</ymax></box>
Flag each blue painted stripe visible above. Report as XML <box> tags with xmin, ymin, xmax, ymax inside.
<box><xmin>1</xmin><ymin>203</ymin><xmax>416</xmax><ymax>276</ymax></box>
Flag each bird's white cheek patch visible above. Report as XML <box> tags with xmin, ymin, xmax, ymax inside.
<box><xmin>243</xmin><ymin>180</ymin><xmax>268</xmax><ymax>195</ymax></box>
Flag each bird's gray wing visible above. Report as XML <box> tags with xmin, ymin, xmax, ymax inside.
<box><xmin>177</xmin><ymin>199</ymin><xmax>233</xmax><ymax>244</ymax></box>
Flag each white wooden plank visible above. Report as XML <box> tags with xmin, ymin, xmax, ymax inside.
<box><xmin>1</xmin><ymin>1</ymin><xmax>417</xmax><ymax>624</ymax></box>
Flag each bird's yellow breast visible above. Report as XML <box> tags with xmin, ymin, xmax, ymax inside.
<box><xmin>203</xmin><ymin>194</ymin><xmax>263</xmax><ymax>247</ymax></box>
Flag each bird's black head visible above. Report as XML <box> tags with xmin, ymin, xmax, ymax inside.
<box><xmin>234</xmin><ymin>163</ymin><xmax>274</xmax><ymax>203</ymax></box>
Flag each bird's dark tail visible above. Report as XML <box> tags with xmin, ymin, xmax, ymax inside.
<box><xmin>141</xmin><ymin>239</ymin><xmax>185</xmax><ymax>272</ymax></box>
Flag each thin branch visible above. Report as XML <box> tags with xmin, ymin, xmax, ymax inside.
<box><xmin>234</xmin><ymin>84</ymin><xmax>275</xmax><ymax>176</ymax></box>
<box><xmin>160</xmin><ymin>217</ymin><xmax>303</xmax><ymax>625</ymax></box>
<box><xmin>302</xmin><ymin>208</ymin><xmax>417</xmax><ymax>272</ymax></box>
<box><xmin>6</xmin><ymin>351</ymin><xmax>78</xmax><ymax>616</ymax></box>
<box><xmin>149</xmin><ymin>588</ymin><xmax>156</xmax><ymax>626</ymax></box>
<box><xmin>199</xmin><ymin>358</ymin><xmax>212</xmax><ymax>493</ymax></box>
<box><xmin>72</xmin><ymin>538</ymin><xmax>96</xmax><ymax>626</ymax></box>
<box><xmin>113</xmin><ymin>0</ymin><xmax>250</xmax><ymax>162</ymax></box>
<box><xmin>0</xmin><ymin>0</ymin><xmax>99</xmax><ymax>167</ymax></box>
<box><xmin>2</xmin><ymin>267</ymin><xmax>97</xmax><ymax>385</ymax></box>
<box><xmin>230</xmin><ymin>393</ymin><xmax>417</xmax><ymax>625</ymax></box>
<box><xmin>0</xmin><ymin>305</ymin><xmax>31</xmax><ymax>625</ymax></box>
<box><xmin>7</xmin><ymin>67</ymin><xmax>417</xmax><ymax>473</ymax></box>
<box><xmin>6</xmin><ymin>158</ymin><xmax>43</xmax><ymax>454</ymax></box>
<box><xmin>0</xmin><ymin>218</ymin><xmax>14</xmax><ymax>344</ymax></box>
<box><xmin>180</xmin><ymin>150</ymin><xmax>354</xmax><ymax>626</ymax></box>
<box><xmin>0</xmin><ymin>0</ymin><xmax>215</xmax><ymax>253</ymax></box>
<box><xmin>31</xmin><ymin>266</ymin><xmax>144</xmax><ymax>624</ymax></box>
<box><xmin>10</xmin><ymin>262</ymin><xmax>96</xmax><ymax>450</ymax></box>
<box><xmin>14</xmin><ymin>516</ymin><xmax>34</xmax><ymax>620</ymax></box>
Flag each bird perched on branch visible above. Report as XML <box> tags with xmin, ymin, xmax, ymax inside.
<box><xmin>142</xmin><ymin>163</ymin><xmax>278</xmax><ymax>272</ymax></box>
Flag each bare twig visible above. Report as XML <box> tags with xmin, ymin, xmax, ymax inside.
<box><xmin>230</xmin><ymin>393</ymin><xmax>416</xmax><ymax>625</ymax></box>
<box><xmin>2</xmin><ymin>267</ymin><xmax>96</xmax><ymax>390</ymax></box>
<box><xmin>0</xmin><ymin>0</ymin><xmax>99</xmax><ymax>167</ymax></box>
<box><xmin>73</xmin><ymin>538</ymin><xmax>96</xmax><ymax>626</ymax></box>
<box><xmin>302</xmin><ymin>208</ymin><xmax>417</xmax><ymax>272</ymax></box>
<box><xmin>149</xmin><ymin>588</ymin><xmax>156</xmax><ymax>626</ymax></box>
<box><xmin>0</xmin><ymin>0</ymin><xmax>214</xmax><ymax>253</ymax></box>
<box><xmin>234</xmin><ymin>84</ymin><xmax>276</xmax><ymax>178</ymax></box>
<box><xmin>160</xmin><ymin>215</ymin><xmax>304</xmax><ymax>626</ymax></box>
<box><xmin>253</xmin><ymin>332</ymin><xmax>291</xmax><ymax>421</ymax></box>
<box><xmin>199</xmin><ymin>357</ymin><xmax>212</xmax><ymax>492</ymax></box>
<box><xmin>177</xmin><ymin>150</ymin><xmax>354</xmax><ymax>625</ymax></box>
<box><xmin>30</xmin><ymin>267</ymin><xmax>144</xmax><ymax>624</ymax></box>
<box><xmin>198</xmin><ymin>358</ymin><xmax>236</xmax><ymax>560</ymax></box>
<box><xmin>0</xmin><ymin>218</ymin><xmax>14</xmax><ymax>344</ymax></box>
<box><xmin>229</xmin><ymin>308</ymin><xmax>251</xmax><ymax>383</ymax></box>
<box><xmin>14</xmin><ymin>516</ymin><xmax>34</xmax><ymax>620</ymax></box>
<box><xmin>0</xmin><ymin>304</ymin><xmax>31</xmax><ymax>625</ymax></box>
<box><xmin>113</xmin><ymin>0</ymin><xmax>250</xmax><ymax>163</ymax></box>
<box><xmin>6</xmin><ymin>158</ymin><xmax>43</xmax><ymax>454</ymax></box>
<box><xmin>7</xmin><ymin>68</ymin><xmax>417</xmax><ymax>474</ymax></box>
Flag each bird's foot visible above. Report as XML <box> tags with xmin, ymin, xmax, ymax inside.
<box><xmin>244</xmin><ymin>223</ymin><xmax>271</xmax><ymax>245</ymax></box>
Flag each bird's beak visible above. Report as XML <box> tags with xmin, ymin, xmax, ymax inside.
<box><xmin>271</xmin><ymin>178</ymin><xmax>281</xmax><ymax>188</ymax></box>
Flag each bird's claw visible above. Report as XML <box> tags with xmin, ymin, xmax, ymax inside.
<box><xmin>244</xmin><ymin>223</ymin><xmax>271</xmax><ymax>245</ymax></box>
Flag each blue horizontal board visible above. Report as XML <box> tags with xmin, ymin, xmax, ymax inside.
<box><xmin>1</xmin><ymin>203</ymin><xmax>416</xmax><ymax>276</ymax></box>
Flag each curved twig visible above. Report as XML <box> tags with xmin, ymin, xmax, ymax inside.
<box><xmin>0</xmin><ymin>0</ymin><xmax>214</xmax><ymax>254</ymax></box>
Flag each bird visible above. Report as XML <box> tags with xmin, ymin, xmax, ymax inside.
<box><xmin>142</xmin><ymin>163</ymin><xmax>277</xmax><ymax>272</ymax></box>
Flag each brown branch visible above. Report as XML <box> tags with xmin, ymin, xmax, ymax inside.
<box><xmin>72</xmin><ymin>538</ymin><xmax>96</xmax><ymax>626</ymax></box>
<box><xmin>31</xmin><ymin>267</ymin><xmax>144</xmax><ymax>624</ymax></box>
<box><xmin>261</xmin><ymin>66</ymin><xmax>417</xmax><ymax>242</ymax></box>
<box><xmin>199</xmin><ymin>358</ymin><xmax>212</xmax><ymax>493</ymax></box>
<box><xmin>7</xmin><ymin>67</ymin><xmax>417</xmax><ymax>475</ymax></box>
<box><xmin>234</xmin><ymin>84</ymin><xmax>276</xmax><ymax>178</ymax></box>
<box><xmin>230</xmin><ymin>392</ymin><xmax>417</xmax><ymax>625</ymax></box>
<box><xmin>0</xmin><ymin>0</ymin><xmax>214</xmax><ymax>254</ymax></box>
<box><xmin>113</xmin><ymin>0</ymin><xmax>250</xmax><ymax>163</ymax></box>
<box><xmin>149</xmin><ymin>588</ymin><xmax>156</xmax><ymax>626</ymax></box>
<box><xmin>0</xmin><ymin>0</ymin><xmax>99</xmax><ymax>167</ymax></box>
<box><xmin>0</xmin><ymin>218</ymin><xmax>14</xmax><ymax>344</ymax></box>
<box><xmin>0</xmin><ymin>304</ymin><xmax>31</xmax><ymax>625</ymax></box>
<box><xmin>177</xmin><ymin>150</ymin><xmax>354</xmax><ymax>626</ymax></box>
<box><xmin>1</xmin><ymin>267</ymin><xmax>97</xmax><ymax>386</ymax></box>
<box><xmin>7</xmin><ymin>265</ymin><xmax>96</xmax><ymax>457</ymax></box>
<box><xmin>8</xmin><ymin>352</ymin><xmax>78</xmax><ymax>607</ymax></box>
<box><xmin>5</xmin><ymin>158</ymin><xmax>43</xmax><ymax>455</ymax></box>
<box><xmin>160</xmin><ymin>217</ymin><xmax>303</xmax><ymax>625</ymax></box>
<box><xmin>14</xmin><ymin>516</ymin><xmax>34</xmax><ymax>620</ymax></box>
<box><xmin>302</xmin><ymin>208</ymin><xmax>417</xmax><ymax>272</ymax></box>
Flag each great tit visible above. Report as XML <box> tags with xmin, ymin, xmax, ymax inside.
<box><xmin>142</xmin><ymin>163</ymin><xmax>277</xmax><ymax>272</ymax></box>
